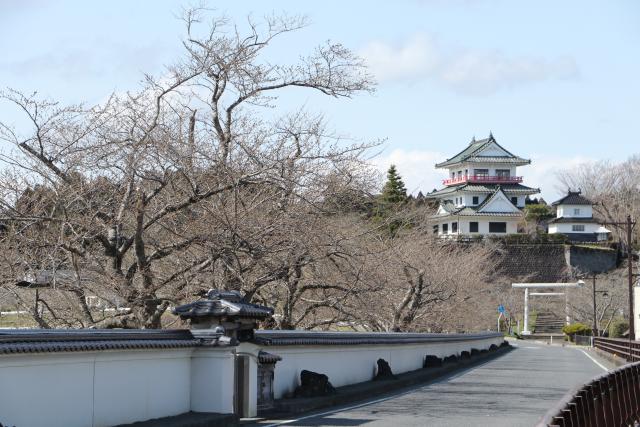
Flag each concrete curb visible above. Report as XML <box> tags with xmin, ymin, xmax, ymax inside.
<box><xmin>262</xmin><ymin>343</ymin><xmax>513</xmax><ymax>416</ymax></box>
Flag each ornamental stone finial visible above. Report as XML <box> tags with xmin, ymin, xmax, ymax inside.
<box><xmin>173</xmin><ymin>289</ymin><xmax>274</xmax><ymax>342</ymax></box>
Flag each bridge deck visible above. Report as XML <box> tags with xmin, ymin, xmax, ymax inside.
<box><xmin>247</xmin><ymin>341</ymin><xmax>613</xmax><ymax>427</ymax></box>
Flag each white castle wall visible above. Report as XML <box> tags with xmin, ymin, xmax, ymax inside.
<box><xmin>0</xmin><ymin>347</ymin><xmax>235</xmax><ymax>427</ymax></box>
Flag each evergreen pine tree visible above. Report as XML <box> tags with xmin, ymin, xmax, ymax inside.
<box><xmin>381</xmin><ymin>165</ymin><xmax>407</xmax><ymax>204</ymax></box>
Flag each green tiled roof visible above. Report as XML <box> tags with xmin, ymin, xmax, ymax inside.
<box><xmin>433</xmin><ymin>206</ymin><xmax>523</xmax><ymax>218</ymax></box>
<box><xmin>427</xmin><ymin>183</ymin><xmax>540</xmax><ymax>198</ymax></box>
<box><xmin>463</xmin><ymin>183</ymin><xmax>539</xmax><ymax>195</ymax></box>
<box><xmin>435</xmin><ymin>134</ymin><xmax>530</xmax><ymax>168</ymax></box>
<box><xmin>432</xmin><ymin>187</ymin><xmax>524</xmax><ymax>218</ymax></box>
<box><xmin>427</xmin><ymin>185</ymin><xmax>463</xmax><ymax>197</ymax></box>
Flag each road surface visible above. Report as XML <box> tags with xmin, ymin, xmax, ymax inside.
<box><xmin>249</xmin><ymin>341</ymin><xmax>612</xmax><ymax>427</ymax></box>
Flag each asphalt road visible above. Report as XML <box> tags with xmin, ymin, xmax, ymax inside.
<box><xmin>251</xmin><ymin>341</ymin><xmax>612</xmax><ymax>427</ymax></box>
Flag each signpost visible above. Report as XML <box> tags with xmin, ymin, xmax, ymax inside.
<box><xmin>497</xmin><ymin>305</ymin><xmax>506</xmax><ymax>333</ymax></box>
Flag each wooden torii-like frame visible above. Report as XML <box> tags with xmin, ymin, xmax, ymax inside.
<box><xmin>512</xmin><ymin>281</ymin><xmax>585</xmax><ymax>335</ymax></box>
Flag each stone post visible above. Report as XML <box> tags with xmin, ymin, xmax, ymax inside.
<box><xmin>523</xmin><ymin>287</ymin><xmax>530</xmax><ymax>335</ymax></box>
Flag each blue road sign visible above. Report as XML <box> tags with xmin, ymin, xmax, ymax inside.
<box><xmin>498</xmin><ymin>304</ymin><xmax>505</xmax><ymax>314</ymax></box>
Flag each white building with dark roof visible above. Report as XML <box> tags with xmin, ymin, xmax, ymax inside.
<box><xmin>548</xmin><ymin>191</ymin><xmax>611</xmax><ymax>242</ymax></box>
<box><xmin>427</xmin><ymin>133</ymin><xmax>539</xmax><ymax>237</ymax></box>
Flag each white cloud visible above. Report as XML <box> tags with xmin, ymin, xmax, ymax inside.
<box><xmin>360</xmin><ymin>33</ymin><xmax>579</xmax><ymax>95</ymax></box>
<box><xmin>524</xmin><ymin>154</ymin><xmax>595</xmax><ymax>202</ymax></box>
<box><xmin>371</xmin><ymin>148</ymin><xmax>446</xmax><ymax>195</ymax></box>
<box><xmin>372</xmin><ymin>148</ymin><xmax>594</xmax><ymax>201</ymax></box>
<box><xmin>359</xmin><ymin>34</ymin><xmax>440</xmax><ymax>83</ymax></box>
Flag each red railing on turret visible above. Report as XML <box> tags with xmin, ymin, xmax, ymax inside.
<box><xmin>442</xmin><ymin>175</ymin><xmax>523</xmax><ymax>186</ymax></box>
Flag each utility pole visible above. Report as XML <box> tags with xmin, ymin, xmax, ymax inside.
<box><xmin>590</xmin><ymin>275</ymin><xmax>608</xmax><ymax>336</ymax></box>
<box><xmin>628</xmin><ymin>215</ymin><xmax>635</xmax><ymax>341</ymax></box>
<box><xmin>604</xmin><ymin>215</ymin><xmax>636</xmax><ymax>341</ymax></box>
<box><xmin>592</xmin><ymin>275</ymin><xmax>597</xmax><ymax>335</ymax></box>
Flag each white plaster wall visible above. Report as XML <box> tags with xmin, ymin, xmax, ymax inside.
<box><xmin>551</xmin><ymin>222</ymin><xmax>601</xmax><ymax>233</ymax></box>
<box><xmin>456</xmin><ymin>193</ymin><xmax>523</xmax><ymax>208</ymax></box>
<box><xmin>0</xmin><ymin>353</ymin><xmax>95</xmax><ymax>427</ymax></box>
<box><xmin>0</xmin><ymin>347</ymin><xmax>235</xmax><ymax>427</ymax></box>
<box><xmin>512</xmin><ymin>195</ymin><xmax>525</xmax><ymax>208</ymax></box>
<box><xmin>450</xmin><ymin>163</ymin><xmax>518</xmax><ymax>178</ymax></box>
<box><xmin>461</xmin><ymin>193</ymin><xmax>487</xmax><ymax>206</ymax></box>
<box><xmin>190</xmin><ymin>347</ymin><xmax>236</xmax><ymax>414</ymax></box>
<box><xmin>454</xmin><ymin>219</ymin><xmax>519</xmax><ymax>235</ymax></box>
<box><xmin>93</xmin><ymin>350</ymin><xmax>192</xmax><ymax>426</ymax></box>
<box><xmin>438</xmin><ymin>218</ymin><xmax>519</xmax><ymax>236</ymax></box>
<box><xmin>263</xmin><ymin>336</ymin><xmax>504</xmax><ymax>399</ymax></box>
<box><xmin>557</xmin><ymin>205</ymin><xmax>592</xmax><ymax>218</ymax></box>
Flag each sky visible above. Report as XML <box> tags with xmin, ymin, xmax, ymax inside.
<box><xmin>1</xmin><ymin>0</ymin><xmax>639</xmax><ymax>201</ymax></box>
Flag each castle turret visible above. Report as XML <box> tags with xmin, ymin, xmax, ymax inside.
<box><xmin>427</xmin><ymin>133</ymin><xmax>540</xmax><ymax>236</ymax></box>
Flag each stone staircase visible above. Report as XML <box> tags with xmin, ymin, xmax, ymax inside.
<box><xmin>534</xmin><ymin>312</ymin><xmax>565</xmax><ymax>334</ymax></box>
<box><xmin>522</xmin><ymin>311</ymin><xmax>565</xmax><ymax>342</ymax></box>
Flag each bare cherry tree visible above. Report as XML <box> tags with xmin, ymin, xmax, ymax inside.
<box><xmin>556</xmin><ymin>155</ymin><xmax>640</xmax><ymax>245</ymax></box>
<box><xmin>0</xmin><ymin>9</ymin><xmax>375</xmax><ymax>328</ymax></box>
<box><xmin>354</xmin><ymin>217</ymin><xmax>497</xmax><ymax>332</ymax></box>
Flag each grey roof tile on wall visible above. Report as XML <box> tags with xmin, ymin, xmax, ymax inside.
<box><xmin>252</xmin><ymin>330</ymin><xmax>502</xmax><ymax>346</ymax></box>
<box><xmin>258</xmin><ymin>350</ymin><xmax>282</xmax><ymax>364</ymax></box>
<box><xmin>0</xmin><ymin>329</ymin><xmax>218</xmax><ymax>355</ymax></box>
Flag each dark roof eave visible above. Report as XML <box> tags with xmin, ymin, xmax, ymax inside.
<box><xmin>0</xmin><ymin>329</ymin><xmax>233</xmax><ymax>355</ymax></box>
<box><xmin>548</xmin><ymin>217</ymin><xmax>604</xmax><ymax>224</ymax></box>
<box><xmin>429</xmin><ymin>184</ymin><xmax>540</xmax><ymax>197</ymax></box>
<box><xmin>252</xmin><ymin>330</ymin><xmax>503</xmax><ymax>346</ymax></box>
<box><xmin>551</xmin><ymin>192</ymin><xmax>594</xmax><ymax>206</ymax></box>
<box><xmin>435</xmin><ymin>158</ymin><xmax>531</xmax><ymax>168</ymax></box>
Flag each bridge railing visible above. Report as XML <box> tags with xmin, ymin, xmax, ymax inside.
<box><xmin>593</xmin><ymin>336</ymin><xmax>640</xmax><ymax>362</ymax></box>
<box><xmin>538</xmin><ymin>361</ymin><xmax>640</xmax><ymax>427</ymax></box>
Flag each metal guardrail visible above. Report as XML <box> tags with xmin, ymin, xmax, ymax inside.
<box><xmin>594</xmin><ymin>337</ymin><xmax>640</xmax><ymax>362</ymax></box>
<box><xmin>538</xmin><ymin>361</ymin><xmax>640</xmax><ymax>426</ymax></box>
<box><xmin>574</xmin><ymin>335</ymin><xmax>593</xmax><ymax>347</ymax></box>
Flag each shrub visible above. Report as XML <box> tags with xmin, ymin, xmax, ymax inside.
<box><xmin>609</xmin><ymin>319</ymin><xmax>629</xmax><ymax>338</ymax></box>
<box><xmin>562</xmin><ymin>323</ymin><xmax>592</xmax><ymax>340</ymax></box>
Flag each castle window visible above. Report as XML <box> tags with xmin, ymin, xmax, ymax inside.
<box><xmin>574</xmin><ymin>208</ymin><xmax>581</xmax><ymax>215</ymax></box>
<box><xmin>472</xmin><ymin>196</ymin><xmax>479</xmax><ymax>205</ymax></box>
<box><xmin>496</xmin><ymin>169</ymin><xmax>510</xmax><ymax>178</ymax></box>
<box><xmin>511</xmin><ymin>197</ymin><xmax>518</xmax><ymax>206</ymax></box>
<box><xmin>470</xmin><ymin>222</ymin><xmax>479</xmax><ymax>233</ymax></box>
<box><xmin>442</xmin><ymin>223</ymin><xmax>449</xmax><ymax>233</ymax></box>
<box><xmin>489</xmin><ymin>222</ymin><xmax>507</xmax><ymax>233</ymax></box>
<box><xmin>433</xmin><ymin>225</ymin><xmax>439</xmax><ymax>234</ymax></box>
<box><xmin>474</xmin><ymin>169</ymin><xmax>489</xmax><ymax>177</ymax></box>
<box><xmin>452</xmin><ymin>222</ymin><xmax>458</xmax><ymax>233</ymax></box>
<box><xmin>572</xmin><ymin>224</ymin><xmax>585</xmax><ymax>232</ymax></box>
